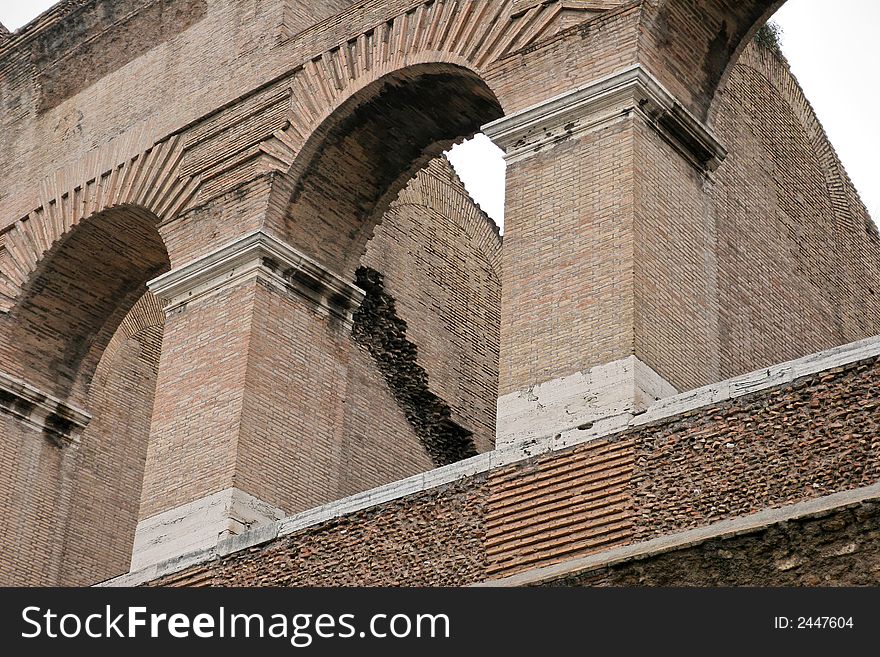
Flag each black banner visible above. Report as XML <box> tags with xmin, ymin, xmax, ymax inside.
<box><xmin>0</xmin><ymin>587</ymin><xmax>876</xmax><ymax>654</ymax></box>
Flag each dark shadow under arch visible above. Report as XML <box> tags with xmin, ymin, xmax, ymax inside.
<box><xmin>283</xmin><ymin>63</ymin><xmax>504</xmax><ymax>278</ymax></box>
<box><xmin>0</xmin><ymin>205</ymin><xmax>170</xmax><ymax>404</ymax></box>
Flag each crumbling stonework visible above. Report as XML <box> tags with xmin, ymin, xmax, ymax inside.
<box><xmin>153</xmin><ymin>476</ymin><xmax>489</xmax><ymax>588</ymax></box>
<box><xmin>141</xmin><ymin>352</ymin><xmax>880</xmax><ymax>587</ymax></box>
<box><xmin>0</xmin><ymin>0</ymin><xmax>877</xmax><ymax>586</ymax></box>
<box><xmin>543</xmin><ymin>499</ymin><xmax>880</xmax><ymax>587</ymax></box>
<box><xmin>353</xmin><ymin>266</ymin><xmax>478</xmax><ymax>466</ymax></box>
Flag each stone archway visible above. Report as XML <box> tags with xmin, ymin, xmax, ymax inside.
<box><xmin>0</xmin><ymin>205</ymin><xmax>170</xmax><ymax>405</ymax></box>
<box><xmin>280</xmin><ymin>62</ymin><xmax>503</xmax><ymax>277</ymax></box>
<box><xmin>0</xmin><ymin>201</ymin><xmax>172</xmax><ymax>586</ymax></box>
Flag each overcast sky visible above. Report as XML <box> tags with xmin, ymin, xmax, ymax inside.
<box><xmin>2</xmin><ymin>1</ymin><xmax>877</xmax><ymax>229</ymax></box>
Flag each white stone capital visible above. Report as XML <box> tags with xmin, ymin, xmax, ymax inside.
<box><xmin>483</xmin><ymin>64</ymin><xmax>727</xmax><ymax>170</ymax></box>
<box><xmin>148</xmin><ymin>230</ymin><xmax>366</xmax><ymax>324</ymax></box>
<box><xmin>0</xmin><ymin>370</ymin><xmax>91</xmax><ymax>446</ymax></box>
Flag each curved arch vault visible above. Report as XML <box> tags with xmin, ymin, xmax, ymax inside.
<box><xmin>1</xmin><ymin>0</ymin><xmax>878</xmax><ymax>584</ymax></box>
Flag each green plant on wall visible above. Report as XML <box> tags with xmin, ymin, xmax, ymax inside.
<box><xmin>755</xmin><ymin>21</ymin><xmax>785</xmax><ymax>59</ymax></box>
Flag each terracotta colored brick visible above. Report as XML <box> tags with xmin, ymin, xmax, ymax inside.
<box><xmin>0</xmin><ymin>1</ymin><xmax>877</xmax><ymax>588</ymax></box>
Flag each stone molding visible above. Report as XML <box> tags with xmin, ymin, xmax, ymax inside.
<box><xmin>483</xmin><ymin>64</ymin><xmax>728</xmax><ymax>170</ymax></box>
<box><xmin>148</xmin><ymin>230</ymin><xmax>365</xmax><ymax>324</ymax></box>
<box><xmin>102</xmin><ymin>334</ymin><xmax>880</xmax><ymax>587</ymax></box>
<box><xmin>0</xmin><ymin>370</ymin><xmax>91</xmax><ymax>446</ymax></box>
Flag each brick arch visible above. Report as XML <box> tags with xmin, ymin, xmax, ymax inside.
<box><xmin>96</xmin><ymin>293</ymin><xmax>166</xmax><ymax>384</ymax></box>
<box><xmin>709</xmin><ymin>43</ymin><xmax>880</xmax><ymax>353</ymax></box>
<box><xmin>710</xmin><ymin>43</ymin><xmax>874</xmax><ymax>233</ymax></box>
<box><xmin>280</xmin><ymin>62</ymin><xmax>503</xmax><ymax>277</ymax></box>
<box><xmin>0</xmin><ymin>204</ymin><xmax>171</xmax><ymax>405</ymax></box>
<box><xmin>638</xmin><ymin>0</ymin><xmax>785</xmax><ymax>120</ymax></box>
<box><xmin>260</xmin><ymin>0</ymin><xmax>574</xmax><ymax>276</ymax></box>
<box><xmin>0</xmin><ymin>133</ymin><xmax>197</xmax><ymax>314</ymax></box>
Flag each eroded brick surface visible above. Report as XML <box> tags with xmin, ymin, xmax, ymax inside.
<box><xmin>152</xmin><ymin>476</ymin><xmax>489</xmax><ymax>588</ymax></box>
<box><xmin>547</xmin><ymin>500</ymin><xmax>880</xmax><ymax>587</ymax></box>
<box><xmin>149</xmin><ymin>355</ymin><xmax>880</xmax><ymax>587</ymax></box>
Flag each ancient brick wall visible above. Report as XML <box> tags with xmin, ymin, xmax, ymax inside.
<box><xmin>497</xmin><ymin>29</ymin><xmax>880</xmax><ymax>395</ymax></box>
<box><xmin>2</xmin><ymin>0</ymin><xmax>879</xmax><ymax>587</ymax></box>
<box><xmin>483</xmin><ymin>4</ymin><xmax>643</xmax><ymax>117</ymax></box>
<box><xmin>60</xmin><ymin>294</ymin><xmax>164</xmax><ymax>586</ymax></box>
<box><xmin>637</xmin><ymin>0</ymin><xmax>782</xmax><ymax>120</ymax></box>
<box><xmin>361</xmin><ymin>158</ymin><xmax>502</xmax><ymax>455</ymax></box>
<box><xmin>0</xmin><ymin>413</ymin><xmax>76</xmax><ymax>586</ymax></box>
<box><xmin>144</xmin><ymin>353</ymin><xmax>880</xmax><ymax>587</ymax></box>
<box><xmin>546</xmin><ymin>498</ymin><xmax>880</xmax><ymax>587</ymax></box>
<box><xmin>0</xmin><ymin>154</ymin><xmax>501</xmax><ymax>585</ymax></box>
<box><xmin>0</xmin><ymin>293</ymin><xmax>164</xmax><ymax>586</ymax></box>
<box><xmin>633</xmin><ymin>113</ymin><xmax>720</xmax><ymax>392</ymax></box>
<box><xmin>501</xmin><ymin>120</ymin><xmax>636</xmax><ymax>395</ymax></box>
<box><xmin>486</xmin><ymin>362</ymin><xmax>880</xmax><ymax>579</ymax></box>
<box><xmin>281</xmin><ymin>1</ymin><xmax>355</xmax><ymax>40</ymax></box>
<box><xmin>709</xmin><ymin>43</ymin><xmax>880</xmax><ymax>380</ymax></box>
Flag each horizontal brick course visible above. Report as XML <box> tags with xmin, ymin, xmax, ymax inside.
<box><xmin>2</xmin><ymin>0</ymin><xmax>878</xmax><ymax>588</ymax></box>
<box><xmin>143</xmin><ymin>352</ymin><xmax>880</xmax><ymax>587</ymax></box>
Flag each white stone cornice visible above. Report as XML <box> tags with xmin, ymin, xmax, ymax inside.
<box><xmin>148</xmin><ymin>230</ymin><xmax>366</xmax><ymax>324</ymax></box>
<box><xmin>0</xmin><ymin>370</ymin><xmax>91</xmax><ymax>446</ymax></box>
<box><xmin>483</xmin><ymin>64</ymin><xmax>728</xmax><ymax>171</ymax></box>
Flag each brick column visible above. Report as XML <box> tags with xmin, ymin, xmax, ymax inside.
<box><xmin>131</xmin><ymin>230</ymin><xmax>364</xmax><ymax>570</ymax></box>
<box><xmin>485</xmin><ymin>65</ymin><xmax>727</xmax><ymax>448</ymax></box>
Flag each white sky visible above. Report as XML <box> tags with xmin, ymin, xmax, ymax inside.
<box><xmin>2</xmin><ymin>1</ymin><xmax>877</xmax><ymax>229</ymax></box>
<box><xmin>450</xmin><ymin>0</ymin><xmax>880</xmax><ymax>230</ymax></box>
<box><xmin>1</xmin><ymin>0</ymin><xmax>59</xmax><ymax>31</ymax></box>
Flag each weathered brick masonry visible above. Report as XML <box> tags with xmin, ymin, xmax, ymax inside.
<box><xmin>155</xmin><ymin>476</ymin><xmax>490</xmax><ymax>587</ymax></box>
<box><xmin>1</xmin><ymin>0</ymin><xmax>878</xmax><ymax>586</ymax></box>
<box><xmin>144</xmin><ymin>353</ymin><xmax>880</xmax><ymax>586</ymax></box>
<box><xmin>541</xmin><ymin>497</ymin><xmax>880</xmax><ymax>587</ymax></box>
<box><xmin>0</xmin><ymin>149</ymin><xmax>500</xmax><ymax>584</ymax></box>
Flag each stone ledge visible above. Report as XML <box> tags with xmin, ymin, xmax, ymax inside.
<box><xmin>0</xmin><ymin>370</ymin><xmax>91</xmax><ymax>446</ymax></box>
<box><xmin>483</xmin><ymin>64</ymin><xmax>728</xmax><ymax>170</ymax></box>
<box><xmin>632</xmin><ymin>334</ymin><xmax>880</xmax><ymax>428</ymax></box>
<box><xmin>148</xmin><ymin>230</ymin><xmax>366</xmax><ymax>324</ymax></box>
<box><xmin>100</xmin><ymin>455</ymin><xmax>495</xmax><ymax>587</ymax></box>
<box><xmin>475</xmin><ymin>481</ymin><xmax>880</xmax><ymax>587</ymax></box>
<box><xmin>99</xmin><ymin>334</ymin><xmax>880</xmax><ymax>587</ymax></box>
